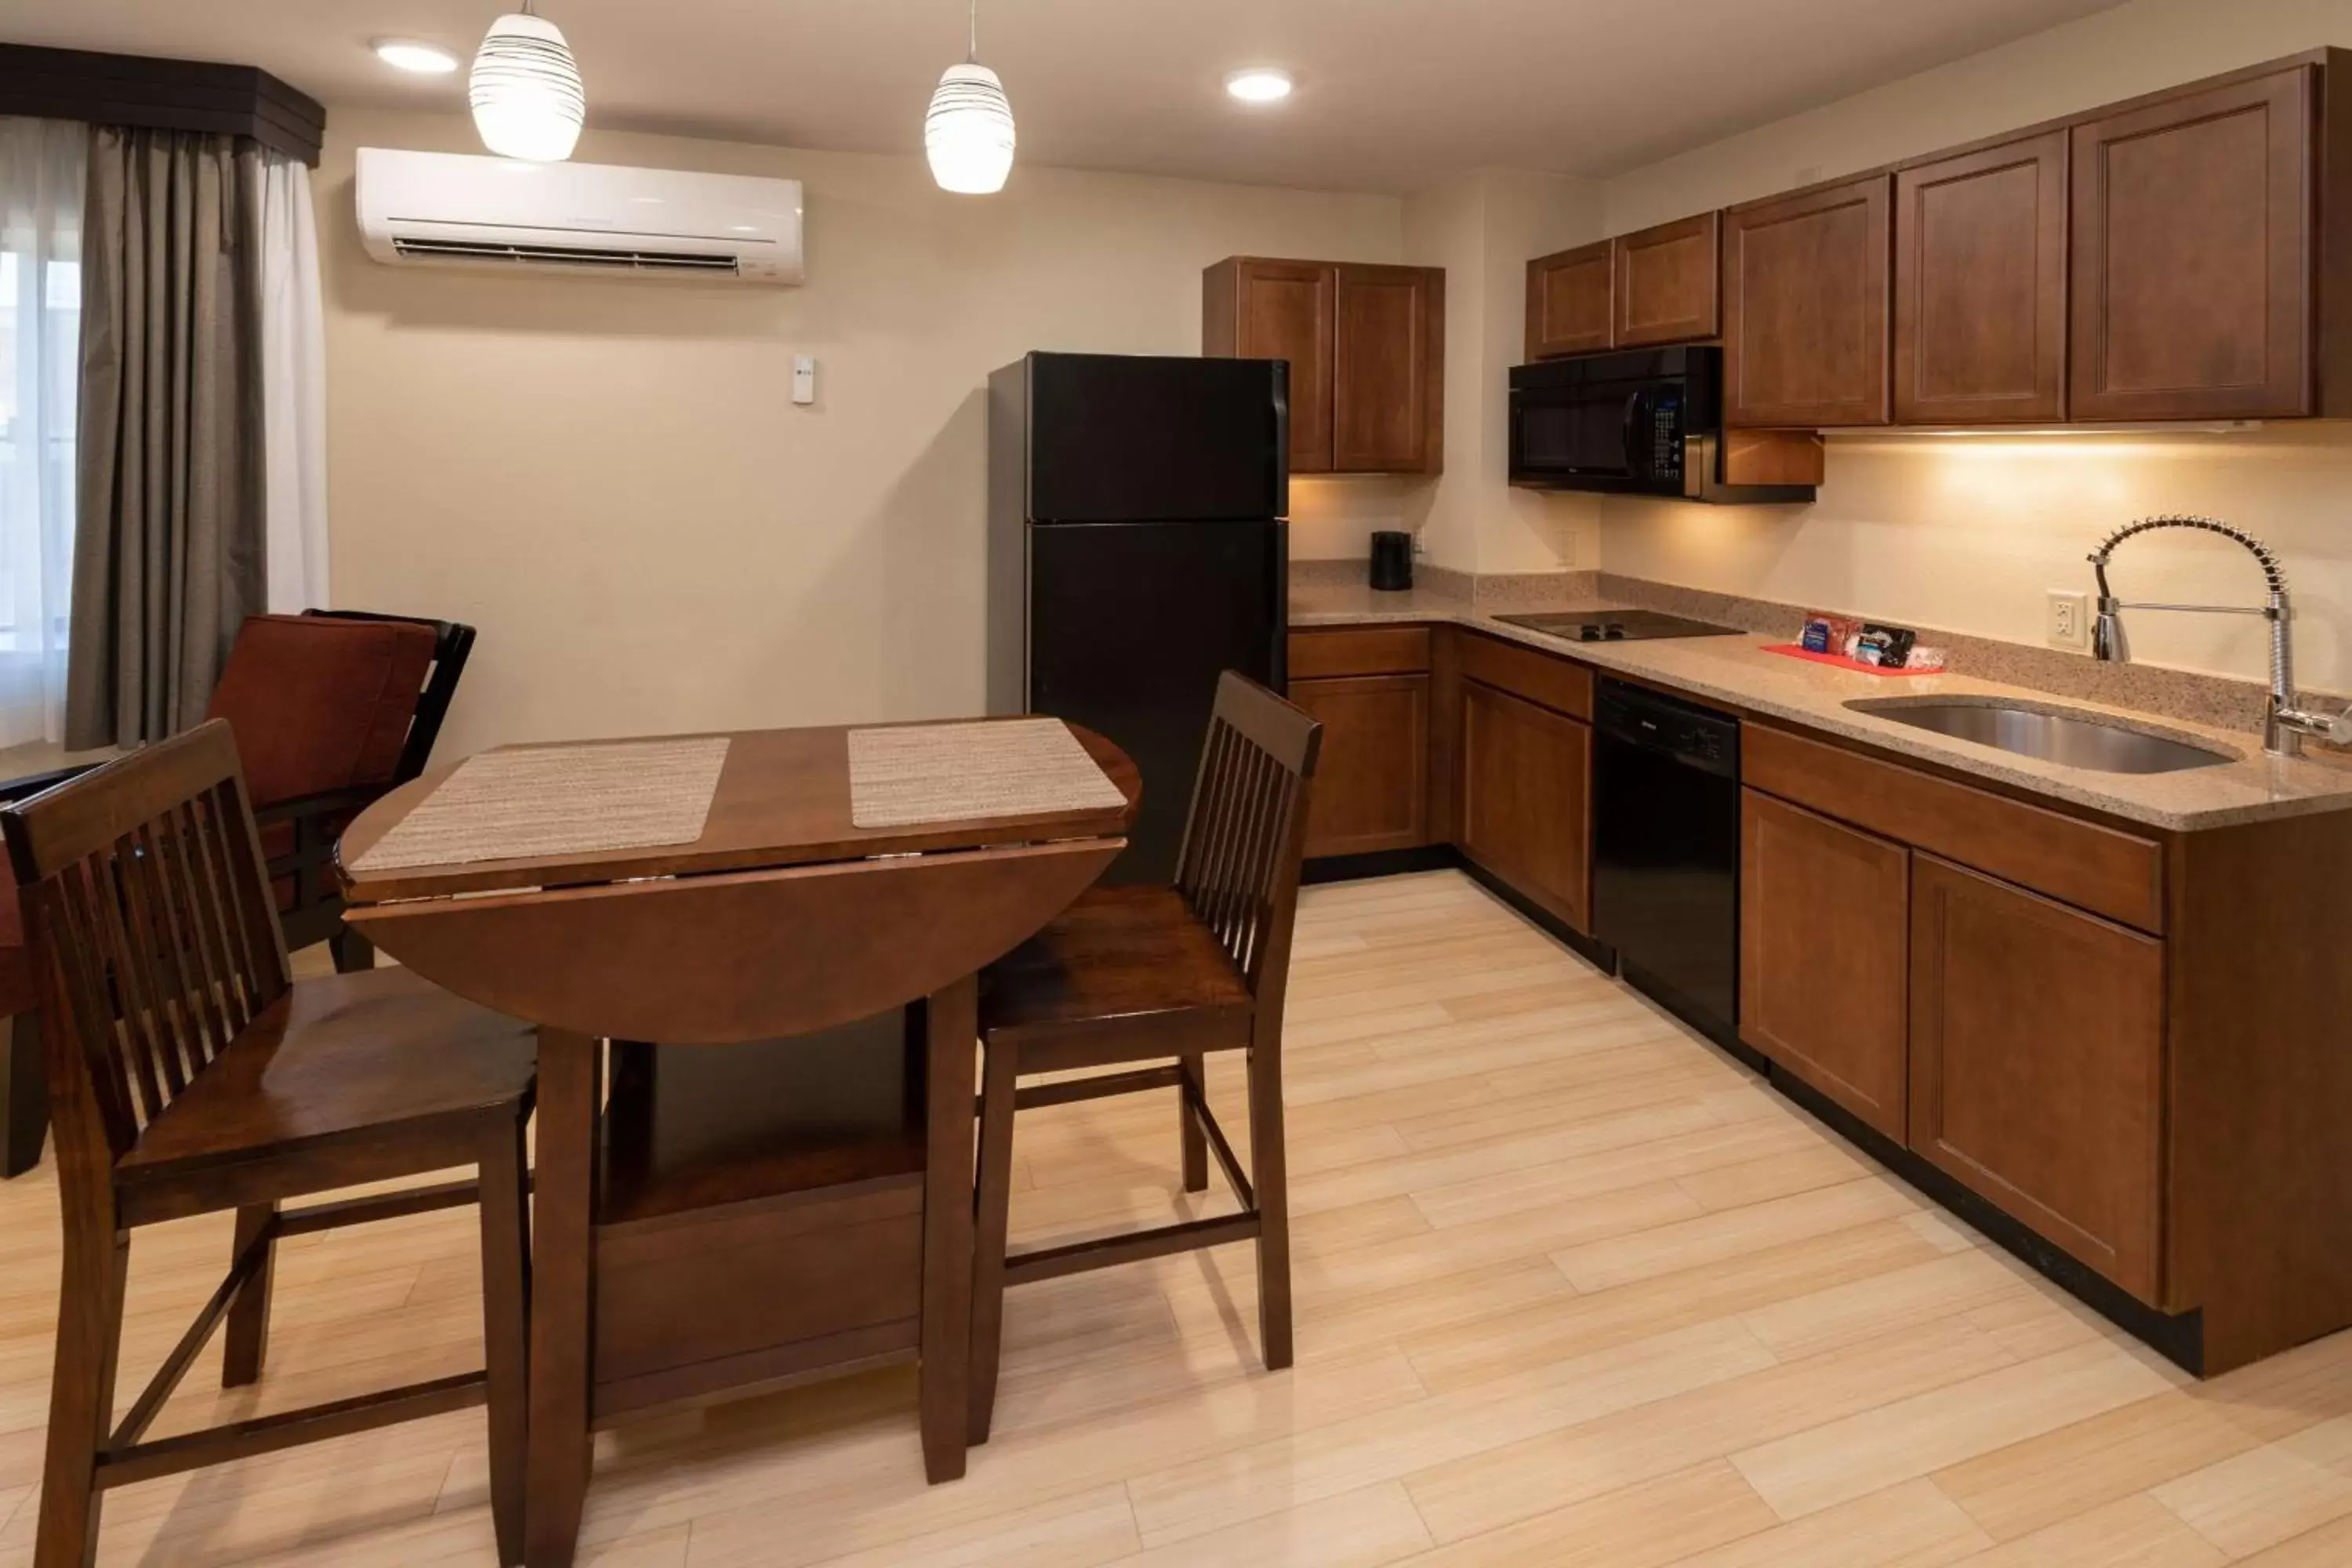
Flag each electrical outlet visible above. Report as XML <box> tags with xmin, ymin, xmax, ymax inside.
<box><xmin>2047</xmin><ymin>590</ymin><xmax>2090</xmax><ymax>652</ymax></box>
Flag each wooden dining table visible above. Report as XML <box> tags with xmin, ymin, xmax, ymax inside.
<box><xmin>335</xmin><ymin>720</ymin><xmax>1139</xmax><ymax>1568</ymax></box>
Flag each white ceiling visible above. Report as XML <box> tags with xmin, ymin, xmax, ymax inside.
<box><xmin>2</xmin><ymin>0</ymin><xmax>2126</xmax><ymax>191</ymax></box>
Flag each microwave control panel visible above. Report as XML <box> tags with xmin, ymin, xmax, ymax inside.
<box><xmin>1647</xmin><ymin>390</ymin><xmax>1683</xmax><ymax>481</ymax></box>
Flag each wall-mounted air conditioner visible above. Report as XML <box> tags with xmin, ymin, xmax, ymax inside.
<box><xmin>355</xmin><ymin>147</ymin><xmax>804</xmax><ymax>284</ymax></box>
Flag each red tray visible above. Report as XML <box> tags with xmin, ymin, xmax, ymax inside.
<box><xmin>1762</xmin><ymin>643</ymin><xmax>1942</xmax><ymax>677</ymax></box>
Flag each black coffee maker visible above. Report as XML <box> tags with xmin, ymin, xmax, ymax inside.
<box><xmin>1370</xmin><ymin>530</ymin><xmax>1414</xmax><ymax>593</ymax></box>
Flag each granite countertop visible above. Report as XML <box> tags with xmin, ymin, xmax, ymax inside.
<box><xmin>1292</xmin><ymin>579</ymin><xmax>2352</xmax><ymax>832</ymax></box>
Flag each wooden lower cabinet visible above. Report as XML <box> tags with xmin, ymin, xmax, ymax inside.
<box><xmin>1459</xmin><ymin>679</ymin><xmax>1591</xmax><ymax>931</ymax></box>
<box><xmin>1909</xmin><ymin>853</ymin><xmax>2165</xmax><ymax>1301</ymax></box>
<box><xmin>1290</xmin><ymin>673</ymin><xmax>1430</xmax><ymax>858</ymax></box>
<box><xmin>1739</xmin><ymin>790</ymin><xmax>1910</xmax><ymax>1141</ymax></box>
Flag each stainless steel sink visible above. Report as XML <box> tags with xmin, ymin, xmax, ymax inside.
<box><xmin>1844</xmin><ymin>699</ymin><xmax>2237</xmax><ymax>774</ymax></box>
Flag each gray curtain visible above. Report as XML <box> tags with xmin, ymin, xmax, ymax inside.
<box><xmin>67</xmin><ymin>125</ymin><xmax>267</xmax><ymax>750</ymax></box>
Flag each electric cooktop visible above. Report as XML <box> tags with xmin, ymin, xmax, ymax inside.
<box><xmin>1494</xmin><ymin>609</ymin><xmax>1745</xmax><ymax>644</ymax></box>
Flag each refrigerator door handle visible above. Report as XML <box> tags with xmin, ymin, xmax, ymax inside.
<box><xmin>1271</xmin><ymin>361</ymin><xmax>1292</xmax><ymax>521</ymax></box>
<box><xmin>1271</xmin><ymin>522</ymin><xmax>1290</xmax><ymax>694</ymax></box>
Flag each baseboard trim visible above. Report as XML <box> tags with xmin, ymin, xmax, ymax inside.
<box><xmin>1301</xmin><ymin>845</ymin><xmax>1458</xmax><ymax>885</ymax></box>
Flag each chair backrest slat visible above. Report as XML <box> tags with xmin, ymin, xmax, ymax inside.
<box><xmin>1172</xmin><ymin>673</ymin><xmax>1323</xmax><ymax>1000</ymax></box>
<box><xmin>124</xmin><ymin>822</ymin><xmax>209</xmax><ymax>1091</ymax></box>
<box><xmin>165</xmin><ymin>800</ymin><xmax>245</xmax><ymax>1056</ymax></box>
<box><xmin>3</xmin><ymin>721</ymin><xmax>295</xmax><ymax>1163</ymax></box>
<box><xmin>92</xmin><ymin>840</ymin><xmax>181</xmax><ymax>1120</ymax></box>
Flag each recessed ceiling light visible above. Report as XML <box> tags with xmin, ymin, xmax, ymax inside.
<box><xmin>1225</xmin><ymin>68</ymin><xmax>1294</xmax><ymax>105</ymax></box>
<box><xmin>372</xmin><ymin>38</ymin><xmax>459</xmax><ymax>74</ymax></box>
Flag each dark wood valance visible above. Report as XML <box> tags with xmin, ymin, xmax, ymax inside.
<box><xmin>0</xmin><ymin>44</ymin><xmax>325</xmax><ymax>166</ymax></box>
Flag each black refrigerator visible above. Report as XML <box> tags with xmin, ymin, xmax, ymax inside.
<box><xmin>987</xmin><ymin>351</ymin><xmax>1290</xmax><ymax>884</ymax></box>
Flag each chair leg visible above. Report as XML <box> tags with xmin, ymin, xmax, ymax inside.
<box><xmin>35</xmin><ymin>1224</ymin><xmax>129</xmax><ymax>1568</ymax></box>
<box><xmin>1177</xmin><ymin>1051</ymin><xmax>1208</xmax><ymax>1194</ymax></box>
<box><xmin>477</xmin><ymin>1115</ymin><xmax>532</xmax><ymax>1567</ymax></box>
<box><xmin>1245</xmin><ymin>1040</ymin><xmax>1294</xmax><ymax>1371</ymax></box>
<box><xmin>2</xmin><ymin>1010</ymin><xmax>46</xmax><ymax>1178</ymax></box>
<box><xmin>221</xmin><ymin>1203</ymin><xmax>278</xmax><ymax>1388</ymax></box>
<box><xmin>328</xmin><ymin>927</ymin><xmax>376</xmax><ymax>973</ymax></box>
<box><xmin>967</xmin><ymin>1039</ymin><xmax>1020</xmax><ymax>1446</ymax></box>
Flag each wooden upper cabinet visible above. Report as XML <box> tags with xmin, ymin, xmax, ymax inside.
<box><xmin>1724</xmin><ymin>174</ymin><xmax>1893</xmax><ymax>427</ymax></box>
<box><xmin>1333</xmin><ymin>263</ymin><xmax>1445</xmax><ymax>474</ymax></box>
<box><xmin>1204</xmin><ymin>257</ymin><xmax>1336</xmax><ymax>472</ymax></box>
<box><xmin>1205</xmin><ymin>257</ymin><xmax>1441</xmax><ymax>474</ymax></box>
<box><xmin>1615</xmin><ymin>211</ymin><xmax>1722</xmax><ymax>347</ymax></box>
<box><xmin>1526</xmin><ymin>216</ymin><xmax>1719</xmax><ymax>359</ymax></box>
<box><xmin>1526</xmin><ymin>239</ymin><xmax>1613</xmax><ymax>359</ymax></box>
<box><xmin>1910</xmin><ymin>855</ymin><xmax>2165</xmax><ymax>1301</ymax></box>
<box><xmin>1895</xmin><ymin>132</ymin><xmax>2069</xmax><ymax>424</ymax></box>
<box><xmin>1740</xmin><ymin>790</ymin><xmax>1909</xmax><ymax>1142</ymax></box>
<box><xmin>2071</xmin><ymin>64</ymin><xmax>2315</xmax><ymax>420</ymax></box>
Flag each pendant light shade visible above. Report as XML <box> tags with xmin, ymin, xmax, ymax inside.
<box><xmin>926</xmin><ymin>1</ymin><xmax>1014</xmax><ymax>194</ymax></box>
<box><xmin>470</xmin><ymin>9</ymin><xmax>585</xmax><ymax>162</ymax></box>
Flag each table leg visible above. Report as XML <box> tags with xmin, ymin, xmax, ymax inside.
<box><xmin>526</xmin><ymin>1029</ymin><xmax>601</xmax><ymax>1567</ymax></box>
<box><xmin>920</xmin><ymin>975</ymin><xmax>977</xmax><ymax>1483</ymax></box>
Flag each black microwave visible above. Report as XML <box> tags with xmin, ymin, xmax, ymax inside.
<box><xmin>1508</xmin><ymin>346</ymin><xmax>1816</xmax><ymax>504</ymax></box>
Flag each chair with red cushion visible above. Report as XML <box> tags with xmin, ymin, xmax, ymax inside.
<box><xmin>0</xmin><ymin>610</ymin><xmax>474</xmax><ymax>1178</ymax></box>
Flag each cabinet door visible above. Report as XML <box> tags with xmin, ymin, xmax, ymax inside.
<box><xmin>1614</xmin><ymin>212</ymin><xmax>1721</xmax><ymax>347</ymax></box>
<box><xmin>2070</xmin><ymin>66</ymin><xmax>2314</xmax><ymax>419</ymax></box>
<box><xmin>1724</xmin><ymin>175</ymin><xmax>1893</xmax><ymax>427</ymax></box>
<box><xmin>1910</xmin><ymin>855</ymin><xmax>2165</xmax><ymax>1301</ymax></box>
<box><xmin>1334</xmin><ymin>264</ymin><xmax>1444</xmax><ymax>474</ymax></box>
<box><xmin>1526</xmin><ymin>240</ymin><xmax>1613</xmax><ymax>358</ymax></box>
<box><xmin>1895</xmin><ymin>132</ymin><xmax>2068</xmax><ymax>424</ymax></box>
<box><xmin>1740</xmin><ymin>791</ymin><xmax>1909</xmax><ymax>1140</ymax></box>
<box><xmin>1232</xmin><ymin>260</ymin><xmax>1337</xmax><ymax>473</ymax></box>
<box><xmin>1460</xmin><ymin>680</ymin><xmax>1591</xmax><ymax>930</ymax></box>
<box><xmin>1290</xmin><ymin>674</ymin><xmax>1430</xmax><ymax>858</ymax></box>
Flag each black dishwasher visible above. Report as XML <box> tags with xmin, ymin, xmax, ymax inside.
<box><xmin>1592</xmin><ymin>678</ymin><xmax>1741</xmax><ymax>1051</ymax></box>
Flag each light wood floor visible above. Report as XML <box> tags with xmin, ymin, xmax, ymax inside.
<box><xmin>5</xmin><ymin>869</ymin><xmax>2352</xmax><ymax>1566</ymax></box>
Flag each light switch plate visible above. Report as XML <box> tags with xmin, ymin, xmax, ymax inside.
<box><xmin>2047</xmin><ymin>589</ymin><xmax>2090</xmax><ymax>651</ymax></box>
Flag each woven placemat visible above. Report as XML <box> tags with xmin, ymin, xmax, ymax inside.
<box><xmin>848</xmin><ymin>718</ymin><xmax>1124</xmax><ymax>829</ymax></box>
<box><xmin>350</xmin><ymin>736</ymin><xmax>732</xmax><ymax>873</ymax></box>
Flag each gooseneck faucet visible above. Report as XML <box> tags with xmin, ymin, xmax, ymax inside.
<box><xmin>2089</xmin><ymin>514</ymin><xmax>2352</xmax><ymax>759</ymax></box>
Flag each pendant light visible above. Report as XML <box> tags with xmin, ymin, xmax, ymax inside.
<box><xmin>925</xmin><ymin>0</ymin><xmax>1015</xmax><ymax>194</ymax></box>
<box><xmin>470</xmin><ymin>2</ymin><xmax>585</xmax><ymax>162</ymax></box>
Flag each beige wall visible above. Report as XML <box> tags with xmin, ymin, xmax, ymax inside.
<box><xmin>319</xmin><ymin>108</ymin><xmax>1402</xmax><ymax>755</ymax></box>
<box><xmin>1597</xmin><ymin>0</ymin><xmax>2352</xmax><ymax>692</ymax></box>
<box><xmin>1404</xmin><ymin>169</ymin><xmax>1602</xmax><ymax>574</ymax></box>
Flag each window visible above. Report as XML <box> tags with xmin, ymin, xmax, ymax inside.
<box><xmin>0</xmin><ymin>116</ymin><xmax>84</xmax><ymax>747</ymax></box>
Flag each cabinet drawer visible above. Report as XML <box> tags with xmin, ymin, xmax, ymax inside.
<box><xmin>1745</xmin><ymin>724</ymin><xmax>2163</xmax><ymax>933</ymax></box>
<box><xmin>1290</xmin><ymin>626</ymin><xmax>1432</xmax><ymax>679</ymax></box>
<box><xmin>1457</xmin><ymin>632</ymin><xmax>1594</xmax><ymax>720</ymax></box>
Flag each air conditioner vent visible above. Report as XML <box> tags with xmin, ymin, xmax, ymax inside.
<box><xmin>389</xmin><ymin>236</ymin><xmax>742</xmax><ymax>274</ymax></box>
<box><xmin>356</xmin><ymin>147</ymin><xmax>803</xmax><ymax>285</ymax></box>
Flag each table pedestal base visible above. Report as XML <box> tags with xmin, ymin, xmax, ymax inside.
<box><xmin>521</xmin><ymin>982</ymin><xmax>978</xmax><ymax>1567</ymax></box>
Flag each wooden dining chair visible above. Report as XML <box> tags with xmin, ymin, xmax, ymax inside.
<box><xmin>967</xmin><ymin>673</ymin><xmax>1321</xmax><ymax>1442</ymax></box>
<box><xmin>0</xmin><ymin>609</ymin><xmax>476</xmax><ymax>1181</ymax></box>
<box><xmin>4</xmin><ymin>720</ymin><xmax>535</xmax><ymax>1568</ymax></box>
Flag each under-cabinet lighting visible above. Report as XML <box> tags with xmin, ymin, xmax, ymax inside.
<box><xmin>1826</xmin><ymin>422</ymin><xmax>2263</xmax><ymax>438</ymax></box>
